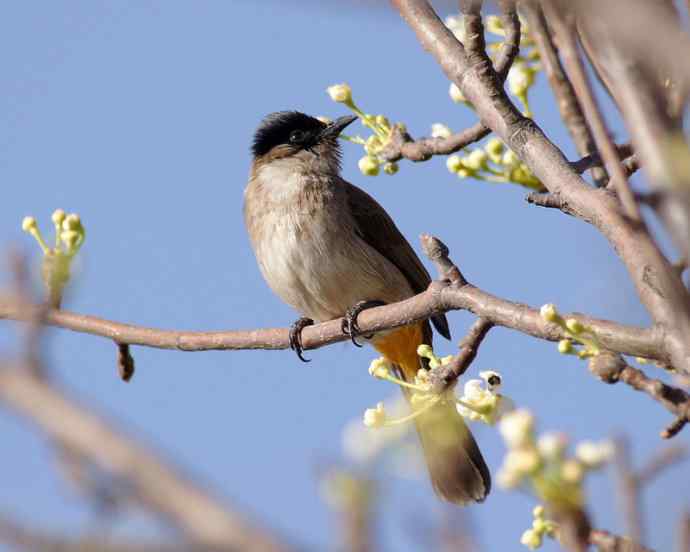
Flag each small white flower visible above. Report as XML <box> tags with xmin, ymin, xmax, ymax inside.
<box><xmin>363</xmin><ymin>402</ymin><xmax>386</xmax><ymax>428</ymax></box>
<box><xmin>327</xmin><ymin>83</ymin><xmax>353</xmax><ymax>104</ymax></box>
<box><xmin>431</xmin><ymin>123</ymin><xmax>452</xmax><ymax>139</ymax></box>
<box><xmin>499</xmin><ymin>409</ymin><xmax>534</xmax><ymax>448</ymax></box>
<box><xmin>463</xmin><ymin>379</ymin><xmax>484</xmax><ymax>401</ymax></box>
<box><xmin>575</xmin><ymin>440</ymin><xmax>615</xmax><ymax>468</ymax></box>
<box><xmin>537</xmin><ymin>432</ymin><xmax>568</xmax><ymax>459</ymax></box>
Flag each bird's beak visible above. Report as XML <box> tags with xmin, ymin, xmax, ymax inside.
<box><xmin>319</xmin><ymin>115</ymin><xmax>358</xmax><ymax>141</ymax></box>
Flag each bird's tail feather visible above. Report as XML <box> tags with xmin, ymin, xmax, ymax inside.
<box><xmin>373</xmin><ymin>322</ymin><xmax>491</xmax><ymax>505</ymax></box>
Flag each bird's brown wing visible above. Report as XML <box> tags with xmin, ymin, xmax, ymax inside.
<box><xmin>344</xmin><ymin>180</ymin><xmax>451</xmax><ymax>340</ymax></box>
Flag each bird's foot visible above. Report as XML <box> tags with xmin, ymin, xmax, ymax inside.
<box><xmin>289</xmin><ymin>317</ymin><xmax>314</xmax><ymax>362</ymax></box>
<box><xmin>341</xmin><ymin>300</ymin><xmax>386</xmax><ymax>347</ymax></box>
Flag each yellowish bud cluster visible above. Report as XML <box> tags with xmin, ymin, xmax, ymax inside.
<box><xmin>496</xmin><ymin>408</ymin><xmax>614</xmax><ymax>537</ymax></box>
<box><xmin>21</xmin><ymin>209</ymin><xmax>86</xmax><ymax>306</ymax></box>
<box><xmin>520</xmin><ymin>504</ymin><xmax>558</xmax><ymax>550</ymax></box>
<box><xmin>325</xmin><ymin>82</ymin><xmax>400</xmax><ymax>177</ymax></box>
<box><xmin>444</xmin><ymin>138</ymin><xmax>544</xmax><ymax>191</ymax></box>
<box><xmin>540</xmin><ymin>303</ymin><xmax>601</xmax><ymax>358</ymax></box>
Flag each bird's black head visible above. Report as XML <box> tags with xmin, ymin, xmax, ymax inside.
<box><xmin>251</xmin><ymin>111</ymin><xmax>357</xmax><ymax>159</ymax></box>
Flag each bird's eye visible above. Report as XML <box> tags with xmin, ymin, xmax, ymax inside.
<box><xmin>289</xmin><ymin>130</ymin><xmax>306</xmax><ymax>145</ymax></box>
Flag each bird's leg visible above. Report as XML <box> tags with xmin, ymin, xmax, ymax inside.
<box><xmin>341</xmin><ymin>300</ymin><xmax>386</xmax><ymax>347</ymax></box>
<box><xmin>289</xmin><ymin>317</ymin><xmax>314</xmax><ymax>362</ymax></box>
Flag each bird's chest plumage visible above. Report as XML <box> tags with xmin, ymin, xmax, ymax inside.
<box><xmin>244</xmin><ymin>166</ymin><xmax>368</xmax><ymax>320</ymax></box>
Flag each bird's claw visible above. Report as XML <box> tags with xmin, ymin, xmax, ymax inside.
<box><xmin>289</xmin><ymin>317</ymin><xmax>314</xmax><ymax>362</ymax></box>
<box><xmin>341</xmin><ymin>300</ymin><xmax>385</xmax><ymax>347</ymax></box>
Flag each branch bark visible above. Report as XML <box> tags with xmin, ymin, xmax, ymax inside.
<box><xmin>389</xmin><ymin>0</ymin><xmax>690</xmax><ymax>376</ymax></box>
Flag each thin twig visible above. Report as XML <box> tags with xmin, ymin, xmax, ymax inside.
<box><xmin>589</xmin><ymin>529</ymin><xmax>652</xmax><ymax>552</ymax></box>
<box><xmin>589</xmin><ymin>354</ymin><xmax>690</xmax><ymax>438</ymax></box>
<box><xmin>430</xmin><ymin>317</ymin><xmax>494</xmax><ymax>393</ymax></box>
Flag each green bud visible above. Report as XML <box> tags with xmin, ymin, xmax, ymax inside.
<box><xmin>383</xmin><ymin>162</ymin><xmax>398</xmax><ymax>175</ymax></box>
<box><xmin>558</xmin><ymin>339</ymin><xmax>574</xmax><ymax>354</ymax></box>
<box><xmin>464</xmin><ymin>149</ymin><xmax>489</xmax><ymax>171</ymax></box>
<box><xmin>565</xmin><ymin>318</ymin><xmax>584</xmax><ymax>334</ymax></box>
<box><xmin>446</xmin><ymin>155</ymin><xmax>462</xmax><ymax>173</ymax></box>
<box><xmin>358</xmin><ymin>155</ymin><xmax>380</xmax><ymax>176</ymax></box>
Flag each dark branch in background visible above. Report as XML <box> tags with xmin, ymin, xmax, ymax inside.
<box><xmin>541</xmin><ymin>2</ymin><xmax>641</xmax><ymax>222</ymax></box>
<box><xmin>0</xmin><ymin>513</ymin><xmax>188</xmax><ymax>552</ymax></box>
<box><xmin>519</xmin><ymin>1</ymin><xmax>606</xmax><ymax>185</ymax></box>
<box><xmin>589</xmin><ymin>529</ymin><xmax>652</xmax><ymax>552</ymax></box>
<box><xmin>589</xmin><ymin>354</ymin><xmax>690</xmax><ymax>439</ymax></box>
<box><xmin>611</xmin><ymin>435</ymin><xmax>687</xmax><ymax>546</ymax></box>
<box><xmin>0</xmin><ymin>365</ymin><xmax>295</xmax><ymax>552</ymax></box>
<box><xmin>390</xmin><ymin>0</ymin><xmax>690</xmax><ymax>379</ymax></box>
<box><xmin>575</xmin><ymin>0</ymin><xmax>690</xmax><ymax>267</ymax></box>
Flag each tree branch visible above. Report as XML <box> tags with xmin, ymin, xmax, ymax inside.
<box><xmin>541</xmin><ymin>2</ymin><xmax>641</xmax><ymax>222</ymax></box>
<box><xmin>0</xmin><ymin>366</ymin><xmax>295</xmax><ymax>552</ymax></box>
<box><xmin>519</xmin><ymin>1</ymin><xmax>605</xmax><ymax>184</ymax></box>
<box><xmin>589</xmin><ymin>354</ymin><xmax>690</xmax><ymax>438</ymax></box>
<box><xmin>0</xmin><ymin>236</ymin><xmax>663</xmax><ymax>363</ymax></box>
<box><xmin>389</xmin><ymin>0</ymin><xmax>690</xmax><ymax>376</ymax></box>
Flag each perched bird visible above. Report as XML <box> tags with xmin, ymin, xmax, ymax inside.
<box><xmin>243</xmin><ymin>111</ymin><xmax>490</xmax><ymax>504</ymax></box>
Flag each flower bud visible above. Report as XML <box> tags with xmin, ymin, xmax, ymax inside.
<box><xmin>508</xmin><ymin>62</ymin><xmax>535</xmax><ymax>97</ymax></box>
<box><xmin>499</xmin><ymin>409</ymin><xmax>535</xmax><ymax>448</ymax></box>
<box><xmin>561</xmin><ymin>459</ymin><xmax>584</xmax><ymax>483</ymax></box>
<box><xmin>558</xmin><ymin>339</ymin><xmax>573</xmax><ymax>354</ymax></box>
<box><xmin>537</xmin><ymin>432</ymin><xmax>568</xmax><ymax>459</ymax></box>
<box><xmin>449</xmin><ymin>83</ymin><xmax>466</xmax><ymax>104</ymax></box>
<box><xmin>383</xmin><ymin>162</ymin><xmax>398</xmax><ymax>175</ymax></box>
<box><xmin>485</xmin><ymin>138</ymin><xmax>505</xmax><ymax>163</ymax></box>
<box><xmin>363</xmin><ymin>402</ymin><xmax>386</xmax><ymax>428</ymax></box>
<box><xmin>358</xmin><ymin>155</ymin><xmax>380</xmax><ymax>176</ymax></box>
<box><xmin>327</xmin><ymin>83</ymin><xmax>353</xmax><ymax>104</ymax></box>
<box><xmin>446</xmin><ymin>155</ymin><xmax>462</xmax><ymax>173</ymax></box>
<box><xmin>520</xmin><ymin>529</ymin><xmax>542</xmax><ymax>550</ymax></box>
<box><xmin>464</xmin><ymin>149</ymin><xmax>488</xmax><ymax>171</ymax></box>
<box><xmin>51</xmin><ymin>209</ymin><xmax>66</xmax><ymax>226</ymax></box>
<box><xmin>540</xmin><ymin>303</ymin><xmax>558</xmax><ymax>323</ymax></box>
<box><xmin>566</xmin><ymin>318</ymin><xmax>584</xmax><ymax>334</ymax></box>
<box><xmin>62</xmin><ymin>214</ymin><xmax>81</xmax><ymax>231</ymax></box>
<box><xmin>368</xmin><ymin>357</ymin><xmax>392</xmax><ymax>379</ymax></box>
<box><xmin>22</xmin><ymin>216</ymin><xmax>37</xmax><ymax>233</ymax></box>
<box><xmin>431</xmin><ymin>123</ymin><xmax>452</xmax><ymax>139</ymax></box>
<box><xmin>502</xmin><ymin>149</ymin><xmax>520</xmax><ymax>167</ymax></box>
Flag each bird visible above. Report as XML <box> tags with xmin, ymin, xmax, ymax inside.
<box><xmin>243</xmin><ymin>110</ymin><xmax>490</xmax><ymax>505</ymax></box>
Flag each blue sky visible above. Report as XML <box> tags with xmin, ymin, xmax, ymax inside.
<box><xmin>1</xmin><ymin>2</ymin><xmax>688</xmax><ymax>551</ymax></box>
